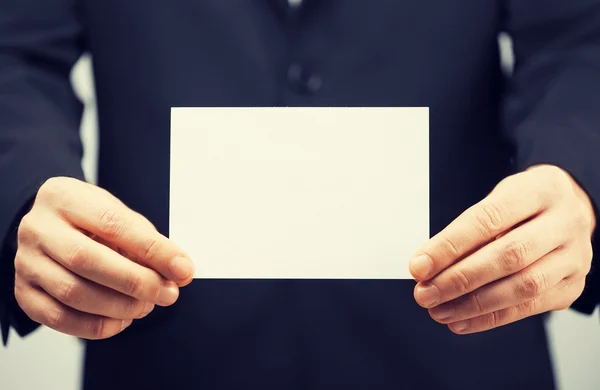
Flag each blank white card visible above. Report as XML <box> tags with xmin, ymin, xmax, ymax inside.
<box><xmin>170</xmin><ymin>107</ymin><xmax>429</xmax><ymax>279</ymax></box>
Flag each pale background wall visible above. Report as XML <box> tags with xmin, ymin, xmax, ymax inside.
<box><xmin>1</xmin><ymin>36</ymin><xmax>600</xmax><ymax>390</ymax></box>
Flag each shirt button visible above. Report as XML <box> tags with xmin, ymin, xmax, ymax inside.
<box><xmin>287</xmin><ymin>63</ymin><xmax>322</xmax><ymax>95</ymax></box>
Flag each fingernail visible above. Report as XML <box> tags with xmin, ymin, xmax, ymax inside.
<box><xmin>415</xmin><ymin>283</ymin><xmax>440</xmax><ymax>308</ymax></box>
<box><xmin>120</xmin><ymin>319</ymin><xmax>133</xmax><ymax>331</ymax></box>
<box><xmin>157</xmin><ymin>282</ymin><xmax>179</xmax><ymax>305</ymax></box>
<box><xmin>409</xmin><ymin>254</ymin><xmax>433</xmax><ymax>279</ymax></box>
<box><xmin>450</xmin><ymin>320</ymin><xmax>469</xmax><ymax>333</ymax></box>
<box><xmin>169</xmin><ymin>256</ymin><xmax>194</xmax><ymax>280</ymax></box>
<box><xmin>139</xmin><ymin>302</ymin><xmax>154</xmax><ymax>318</ymax></box>
<box><xmin>430</xmin><ymin>305</ymin><xmax>454</xmax><ymax>321</ymax></box>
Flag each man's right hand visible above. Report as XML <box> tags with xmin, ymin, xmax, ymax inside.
<box><xmin>13</xmin><ymin>177</ymin><xmax>194</xmax><ymax>339</ymax></box>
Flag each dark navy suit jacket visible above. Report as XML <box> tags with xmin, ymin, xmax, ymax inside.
<box><xmin>2</xmin><ymin>1</ymin><xmax>600</xmax><ymax>389</ymax></box>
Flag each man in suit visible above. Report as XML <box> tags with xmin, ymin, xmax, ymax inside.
<box><xmin>1</xmin><ymin>1</ymin><xmax>600</xmax><ymax>389</ymax></box>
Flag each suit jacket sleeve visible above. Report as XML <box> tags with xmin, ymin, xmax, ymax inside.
<box><xmin>0</xmin><ymin>0</ymin><xmax>86</xmax><ymax>345</ymax></box>
<box><xmin>501</xmin><ymin>0</ymin><xmax>600</xmax><ymax>314</ymax></box>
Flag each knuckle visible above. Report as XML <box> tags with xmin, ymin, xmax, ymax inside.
<box><xmin>56</xmin><ymin>279</ymin><xmax>82</xmax><ymax>306</ymax></box>
<box><xmin>578</xmin><ymin>244</ymin><xmax>594</xmax><ymax>275</ymax></box>
<box><xmin>569</xmin><ymin>208</ymin><xmax>591</xmax><ymax>232</ymax></box>
<box><xmin>36</xmin><ymin>177</ymin><xmax>73</xmax><ymax>206</ymax></box>
<box><xmin>535</xmin><ymin>167</ymin><xmax>571</xmax><ymax>204</ymax></box>
<box><xmin>66</xmin><ymin>244</ymin><xmax>90</xmax><ymax>270</ymax></box>
<box><xmin>558</xmin><ymin>275</ymin><xmax>575</xmax><ymax>290</ymax></box>
<box><xmin>14</xmin><ymin>251</ymin><xmax>39</xmax><ymax>281</ymax></box>
<box><xmin>475</xmin><ymin>202</ymin><xmax>505</xmax><ymax>236</ymax></box>
<box><xmin>438</xmin><ymin>235</ymin><xmax>460</xmax><ymax>258</ymax></box>
<box><xmin>17</xmin><ymin>214</ymin><xmax>38</xmax><ymax>245</ymax></box>
<box><xmin>98</xmin><ymin>208</ymin><xmax>128</xmax><ymax>240</ymax></box>
<box><xmin>517</xmin><ymin>272</ymin><xmax>547</xmax><ymax>299</ymax></box>
<box><xmin>497</xmin><ymin>173</ymin><xmax>517</xmax><ymax>188</ymax></box>
<box><xmin>449</xmin><ymin>269</ymin><xmax>473</xmax><ymax>294</ymax></box>
<box><xmin>89</xmin><ymin>318</ymin><xmax>108</xmax><ymax>339</ymax></box>
<box><xmin>469</xmin><ymin>292</ymin><xmax>486</xmax><ymax>314</ymax></box>
<box><xmin>500</xmin><ymin>240</ymin><xmax>531</xmax><ymax>271</ymax></box>
<box><xmin>123</xmin><ymin>298</ymin><xmax>142</xmax><ymax>318</ymax></box>
<box><xmin>483</xmin><ymin>310</ymin><xmax>498</xmax><ymax>329</ymax></box>
<box><xmin>535</xmin><ymin>188</ymin><xmax>554</xmax><ymax>208</ymax></box>
<box><xmin>45</xmin><ymin>307</ymin><xmax>66</xmax><ymax>330</ymax></box>
<box><xmin>543</xmin><ymin>166</ymin><xmax>571</xmax><ymax>191</ymax></box>
<box><xmin>518</xmin><ymin>299</ymin><xmax>538</xmax><ymax>316</ymax></box>
<box><xmin>37</xmin><ymin>178</ymin><xmax>62</xmax><ymax>201</ymax></box>
<box><xmin>123</xmin><ymin>273</ymin><xmax>144</xmax><ymax>297</ymax></box>
<box><xmin>141</xmin><ymin>237</ymin><xmax>160</xmax><ymax>263</ymax></box>
<box><xmin>13</xmin><ymin>279</ymin><xmax>28</xmax><ymax>309</ymax></box>
<box><xmin>13</xmin><ymin>251</ymin><xmax>28</xmax><ymax>276</ymax></box>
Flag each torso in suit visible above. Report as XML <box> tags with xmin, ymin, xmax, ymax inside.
<box><xmin>2</xmin><ymin>1</ymin><xmax>600</xmax><ymax>389</ymax></box>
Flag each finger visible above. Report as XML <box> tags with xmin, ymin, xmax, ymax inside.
<box><xmin>409</xmin><ymin>171</ymin><xmax>552</xmax><ymax>281</ymax></box>
<box><xmin>15</xmin><ymin>279</ymin><xmax>132</xmax><ymax>340</ymax></box>
<box><xmin>40</xmin><ymin>179</ymin><xmax>194</xmax><ymax>285</ymax></box>
<box><xmin>428</xmin><ymin>247</ymin><xmax>577</xmax><ymax>323</ymax></box>
<box><xmin>445</xmin><ymin>279</ymin><xmax>582</xmax><ymax>335</ymax></box>
<box><xmin>27</xmin><ymin>252</ymin><xmax>154</xmax><ymax>320</ymax></box>
<box><xmin>414</xmin><ymin>211</ymin><xmax>565</xmax><ymax>308</ymax></box>
<box><xmin>89</xmin><ymin>233</ymin><xmax>186</xmax><ymax>292</ymax></box>
<box><xmin>37</xmin><ymin>218</ymin><xmax>180</xmax><ymax>306</ymax></box>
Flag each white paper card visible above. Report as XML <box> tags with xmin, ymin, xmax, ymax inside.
<box><xmin>170</xmin><ymin>107</ymin><xmax>429</xmax><ymax>279</ymax></box>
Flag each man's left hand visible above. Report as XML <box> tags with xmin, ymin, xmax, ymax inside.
<box><xmin>409</xmin><ymin>165</ymin><xmax>597</xmax><ymax>334</ymax></box>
